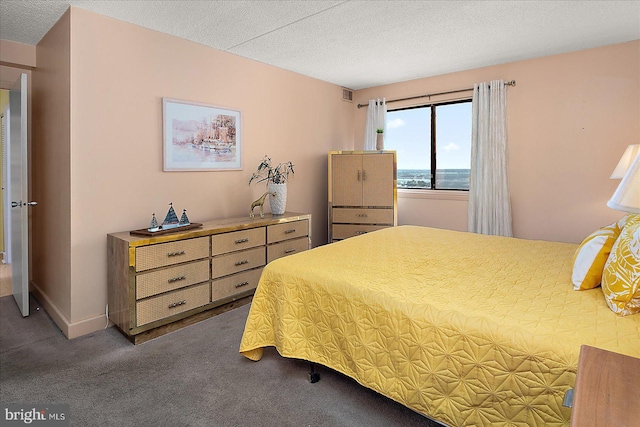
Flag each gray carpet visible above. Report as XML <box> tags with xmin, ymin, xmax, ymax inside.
<box><xmin>0</xmin><ymin>295</ymin><xmax>432</xmax><ymax>426</ymax></box>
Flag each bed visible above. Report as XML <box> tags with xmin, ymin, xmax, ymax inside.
<box><xmin>239</xmin><ymin>225</ymin><xmax>640</xmax><ymax>426</ymax></box>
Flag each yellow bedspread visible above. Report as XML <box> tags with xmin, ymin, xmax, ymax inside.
<box><xmin>239</xmin><ymin>226</ymin><xmax>640</xmax><ymax>426</ymax></box>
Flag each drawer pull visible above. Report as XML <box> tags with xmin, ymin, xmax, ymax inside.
<box><xmin>356</xmin><ymin>214</ymin><xmax>368</xmax><ymax>218</ymax></box>
<box><xmin>167</xmin><ymin>250</ymin><xmax>186</xmax><ymax>257</ymax></box>
<box><xmin>284</xmin><ymin>229</ymin><xmax>296</xmax><ymax>234</ymax></box>
<box><xmin>235</xmin><ymin>281</ymin><xmax>250</xmax><ymax>289</ymax></box>
<box><xmin>355</xmin><ymin>231</ymin><xmax>367</xmax><ymax>235</ymax></box>
<box><xmin>235</xmin><ymin>260</ymin><xmax>249</xmax><ymax>266</ymax></box>
<box><xmin>167</xmin><ymin>275</ymin><xmax>187</xmax><ymax>283</ymax></box>
<box><xmin>284</xmin><ymin>248</ymin><xmax>296</xmax><ymax>254</ymax></box>
<box><xmin>168</xmin><ymin>299</ymin><xmax>186</xmax><ymax>308</ymax></box>
<box><xmin>235</xmin><ymin>238</ymin><xmax>249</xmax><ymax>244</ymax></box>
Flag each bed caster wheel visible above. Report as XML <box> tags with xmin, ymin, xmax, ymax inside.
<box><xmin>308</xmin><ymin>362</ymin><xmax>320</xmax><ymax>383</ymax></box>
<box><xmin>309</xmin><ymin>371</ymin><xmax>320</xmax><ymax>383</ymax></box>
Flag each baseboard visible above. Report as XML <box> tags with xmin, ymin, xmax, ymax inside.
<box><xmin>29</xmin><ymin>281</ymin><xmax>71</xmax><ymax>337</ymax></box>
<box><xmin>30</xmin><ymin>280</ymin><xmax>108</xmax><ymax>339</ymax></box>
<box><xmin>67</xmin><ymin>312</ymin><xmax>110</xmax><ymax>339</ymax></box>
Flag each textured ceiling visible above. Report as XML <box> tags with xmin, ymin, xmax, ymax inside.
<box><xmin>1</xmin><ymin>0</ymin><xmax>639</xmax><ymax>89</ymax></box>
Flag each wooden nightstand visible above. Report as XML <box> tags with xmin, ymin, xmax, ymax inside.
<box><xmin>570</xmin><ymin>345</ymin><xmax>640</xmax><ymax>426</ymax></box>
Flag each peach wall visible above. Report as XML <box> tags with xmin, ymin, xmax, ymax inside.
<box><xmin>60</xmin><ymin>8</ymin><xmax>352</xmax><ymax>334</ymax></box>
<box><xmin>0</xmin><ymin>40</ymin><xmax>36</xmax><ymax>69</ymax></box>
<box><xmin>0</xmin><ymin>40</ymin><xmax>36</xmax><ymax>94</ymax></box>
<box><xmin>32</xmin><ymin>9</ymin><xmax>72</xmax><ymax>331</ymax></box>
<box><xmin>354</xmin><ymin>40</ymin><xmax>640</xmax><ymax>243</ymax></box>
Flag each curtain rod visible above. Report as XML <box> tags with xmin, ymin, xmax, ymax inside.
<box><xmin>356</xmin><ymin>80</ymin><xmax>516</xmax><ymax>109</ymax></box>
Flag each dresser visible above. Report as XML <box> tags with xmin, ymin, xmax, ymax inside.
<box><xmin>328</xmin><ymin>151</ymin><xmax>397</xmax><ymax>242</ymax></box>
<box><xmin>108</xmin><ymin>212</ymin><xmax>311</xmax><ymax>344</ymax></box>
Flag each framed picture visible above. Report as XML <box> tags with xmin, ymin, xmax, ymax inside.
<box><xmin>163</xmin><ymin>98</ymin><xmax>242</xmax><ymax>171</ymax></box>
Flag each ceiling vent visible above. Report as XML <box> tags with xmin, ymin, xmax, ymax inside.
<box><xmin>342</xmin><ymin>88</ymin><xmax>353</xmax><ymax>102</ymax></box>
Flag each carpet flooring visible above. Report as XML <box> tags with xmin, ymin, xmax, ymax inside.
<box><xmin>0</xmin><ymin>295</ymin><xmax>433</xmax><ymax>426</ymax></box>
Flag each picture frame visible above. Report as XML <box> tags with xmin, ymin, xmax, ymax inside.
<box><xmin>163</xmin><ymin>98</ymin><xmax>242</xmax><ymax>171</ymax></box>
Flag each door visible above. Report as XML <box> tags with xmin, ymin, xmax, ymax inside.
<box><xmin>331</xmin><ymin>154</ymin><xmax>363</xmax><ymax>206</ymax></box>
<box><xmin>362</xmin><ymin>153</ymin><xmax>395</xmax><ymax>207</ymax></box>
<box><xmin>9</xmin><ymin>73</ymin><xmax>30</xmax><ymax>317</ymax></box>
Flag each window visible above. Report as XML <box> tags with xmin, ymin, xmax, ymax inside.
<box><xmin>385</xmin><ymin>100</ymin><xmax>472</xmax><ymax>190</ymax></box>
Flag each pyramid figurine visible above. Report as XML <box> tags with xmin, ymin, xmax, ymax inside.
<box><xmin>161</xmin><ymin>203</ymin><xmax>181</xmax><ymax>230</ymax></box>
<box><xmin>179</xmin><ymin>209</ymin><xmax>190</xmax><ymax>226</ymax></box>
<box><xmin>148</xmin><ymin>213</ymin><xmax>160</xmax><ymax>232</ymax></box>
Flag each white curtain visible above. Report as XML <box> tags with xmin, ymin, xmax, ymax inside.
<box><xmin>468</xmin><ymin>80</ymin><xmax>512</xmax><ymax>236</ymax></box>
<box><xmin>365</xmin><ymin>98</ymin><xmax>386</xmax><ymax>150</ymax></box>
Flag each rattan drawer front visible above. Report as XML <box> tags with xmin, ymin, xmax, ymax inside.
<box><xmin>211</xmin><ymin>268</ymin><xmax>262</xmax><ymax>301</ymax></box>
<box><xmin>267</xmin><ymin>219</ymin><xmax>309</xmax><ymax>244</ymax></box>
<box><xmin>212</xmin><ymin>246</ymin><xmax>265</xmax><ymax>279</ymax></box>
<box><xmin>136</xmin><ymin>283</ymin><xmax>209</xmax><ymax>327</ymax></box>
<box><xmin>211</xmin><ymin>227</ymin><xmax>265</xmax><ymax>256</ymax></box>
<box><xmin>136</xmin><ymin>259</ymin><xmax>209</xmax><ymax>300</ymax></box>
<box><xmin>332</xmin><ymin>224</ymin><xmax>390</xmax><ymax>240</ymax></box>
<box><xmin>135</xmin><ymin>237</ymin><xmax>209</xmax><ymax>272</ymax></box>
<box><xmin>332</xmin><ymin>208</ymin><xmax>394</xmax><ymax>224</ymax></box>
<box><xmin>267</xmin><ymin>237</ymin><xmax>309</xmax><ymax>263</ymax></box>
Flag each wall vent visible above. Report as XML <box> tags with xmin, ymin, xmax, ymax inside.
<box><xmin>342</xmin><ymin>88</ymin><xmax>353</xmax><ymax>102</ymax></box>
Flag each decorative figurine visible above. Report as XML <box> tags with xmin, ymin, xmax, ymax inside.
<box><xmin>148</xmin><ymin>213</ymin><xmax>159</xmax><ymax>232</ymax></box>
<box><xmin>179</xmin><ymin>209</ymin><xmax>190</xmax><ymax>226</ymax></box>
<box><xmin>161</xmin><ymin>202</ymin><xmax>182</xmax><ymax>230</ymax></box>
<box><xmin>250</xmin><ymin>191</ymin><xmax>276</xmax><ymax>219</ymax></box>
<box><xmin>143</xmin><ymin>203</ymin><xmax>194</xmax><ymax>233</ymax></box>
<box><xmin>133</xmin><ymin>203</ymin><xmax>198</xmax><ymax>236</ymax></box>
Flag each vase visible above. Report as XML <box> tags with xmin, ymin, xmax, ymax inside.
<box><xmin>268</xmin><ymin>182</ymin><xmax>287</xmax><ymax>215</ymax></box>
<box><xmin>376</xmin><ymin>133</ymin><xmax>384</xmax><ymax>150</ymax></box>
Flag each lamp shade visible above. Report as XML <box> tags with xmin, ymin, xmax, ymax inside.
<box><xmin>607</xmin><ymin>152</ymin><xmax>640</xmax><ymax>213</ymax></box>
<box><xmin>610</xmin><ymin>144</ymin><xmax>640</xmax><ymax>179</ymax></box>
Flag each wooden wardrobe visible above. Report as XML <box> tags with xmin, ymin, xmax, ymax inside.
<box><xmin>328</xmin><ymin>151</ymin><xmax>397</xmax><ymax>242</ymax></box>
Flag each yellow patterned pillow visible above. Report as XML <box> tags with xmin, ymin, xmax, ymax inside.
<box><xmin>617</xmin><ymin>213</ymin><xmax>640</xmax><ymax>230</ymax></box>
<box><xmin>572</xmin><ymin>222</ymin><xmax>621</xmax><ymax>290</ymax></box>
<box><xmin>601</xmin><ymin>220</ymin><xmax>640</xmax><ymax>316</ymax></box>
